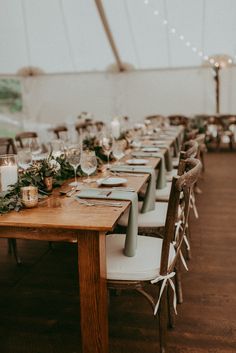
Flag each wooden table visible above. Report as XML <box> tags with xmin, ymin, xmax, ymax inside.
<box><xmin>0</xmin><ymin>169</ymin><xmax>157</xmax><ymax>353</ymax></box>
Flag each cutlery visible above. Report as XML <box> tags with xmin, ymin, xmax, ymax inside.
<box><xmin>111</xmin><ymin>171</ymin><xmax>146</xmax><ymax>177</ymax></box>
<box><xmin>76</xmin><ymin>198</ymin><xmax>123</xmax><ymax>207</ymax></box>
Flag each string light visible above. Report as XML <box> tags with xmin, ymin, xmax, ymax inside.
<box><xmin>141</xmin><ymin>0</ymin><xmax>234</xmax><ymax>67</ymax></box>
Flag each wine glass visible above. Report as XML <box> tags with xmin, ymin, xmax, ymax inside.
<box><xmin>29</xmin><ymin>137</ymin><xmax>42</xmax><ymax>159</ymax></box>
<box><xmin>80</xmin><ymin>150</ymin><xmax>97</xmax><ymax>183</ymax></box>
<box><xmin>112</xmin><ymin>139</ymin><xmax>125</xmax><ymax>164</ymax></box>
<box><xmin>66</xmin><ymin>144</ymin><xmax>81</xmax><ymax>187</ymax></box>
<box><xmin>101</xmin><ymin>133</ymin><xmax>113</xmax><ymax>169</ymax></box>
<box><xmin>50</xmin><ymin>139</ymin><xmax>65</xmax><ymax>158</ymax></box>
<box><xmin>17</xmin><ymin>148</ymin><xmax>32</xmax><ymax>171</ymax></box>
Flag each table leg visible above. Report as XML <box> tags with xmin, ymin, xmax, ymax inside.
<box><xmin>77</xmin><ymin>230</ymin><xmax>109</xmax><ymax>353</ymax></box>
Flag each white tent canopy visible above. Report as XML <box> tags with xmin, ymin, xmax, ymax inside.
<box><xmin>0</xmin><ymin>0</ymin><xmax>236</xmax><ymax>129</ymax></box>
<box><xmin>1</xmin><ymin>0</ymin><xmax>236</xmax><ymax>73</ymax></box>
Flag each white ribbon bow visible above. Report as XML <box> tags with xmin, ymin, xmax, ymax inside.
<box><xmin>151</xmin><ymin>272</ymin><xmax>177</xmax><ymax>316</ymax></box>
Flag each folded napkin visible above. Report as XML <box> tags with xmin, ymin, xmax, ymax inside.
<box><xmin>76</xmin><ymin>189</ymin><xmax>138</xmax><ymax>257</ymax></box>
<box><xmin>131</xmin><ymin>151</ymin><xmax>167</xmax><ymax>189</ymax></box>
<box><xmin>165</xmin><ymin>148</ymin><xmax>173</xmax><ymax>172</ymax></box>
<box><xmin>110</xmin><ymin>165</ymin><xmax>156</xmax><ymax>213</ymax></box>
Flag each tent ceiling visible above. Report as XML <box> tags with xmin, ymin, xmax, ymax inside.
<box><xmin>0</xmin><ymin>0</ymin><xmax>236</xmax><ymax>74</ymax></box>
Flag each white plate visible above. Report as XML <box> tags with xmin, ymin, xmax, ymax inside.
<box><xmin>126</xmin><ymin>159</ymin><xmax>148</xmax><ymax>165</ymax></box>
<box><xmin>141</xmin><ymin>147</ymin><xmax>160</xmax><ymax>152</ymax></box>
<box><xmin>99</xmin><ymin>177</ymin><xmax>127</xmax><ymax>186</ymax></box>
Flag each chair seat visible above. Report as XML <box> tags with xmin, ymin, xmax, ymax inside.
<box><xmin>166</xmin><ymin>169</ymin><xmax>178</xmax><ymax>182</ymax></box>
<box><xmin>106</xmin><ymin>234</ymin><xmax>176</xmax><ymax>281</ymax></box>
<box><xmin>118</xmin><ymin>201</ymin><xmax>168</xmax><ymax>228</ymax></box>
<box><xmin>155</xmin><ymin>182</ymin><xmax>172</xmax><ymax>201</ymax></box>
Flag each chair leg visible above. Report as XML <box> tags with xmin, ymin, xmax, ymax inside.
<box><xmin>8</xmin><ymin>239</ymin><xmax>22</xmax><ymax>265</ymax></box>
<box><xmin>158</xmin><ymin>286</ymin><xmax>168</xmax><ymax>353</ymax></box>
<box><xmin>175</xmin><ymin>262</ymin><xmax>183</xmax><ymax>304</ymax></box>
<box><xmin>167</xmin><ymin>285</ymin><xmax>175</xmax><ymax>329</ymax></box>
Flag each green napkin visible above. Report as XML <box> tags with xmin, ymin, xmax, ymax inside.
<box><xmin>165</xmin><ymin>148</ymin><xmax>173</xmax><ymax>172</ymax></box>
<box><xmin>130</xmin><ymin>152</ymin><xmax>167</xmax><ymax>189</ymax></box>
<box><xmin>110</xmin><ymin>165</ymin><xmax>156</xmax><ymax>213</ymax></box>
<box><xmin>76</xmin><ymin>189</ymin><xmax>138</xmax><ymax>257</ymax></box>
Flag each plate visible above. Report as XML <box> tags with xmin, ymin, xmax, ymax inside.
<box><xmin>99</xmin><ymin>177</ymin><xmax>127</xmax><ymax>186</ymax></box>
<box><xmin>126</xmin><ymin>159</ymin><xmax>148</xmax><ymax>165</ymax></box>
<box><xmin>141</xmin><ymin>147</ymin><xmax>160</xmax><ymax>152</ymax></box>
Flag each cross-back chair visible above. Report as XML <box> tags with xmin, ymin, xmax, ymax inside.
<box><xmin>157</xmin><ymin>139</ymin><xmax>199</xmax><ymax>199</ymax></box>
<box><xmin>48</xmin><ymin>125</ymin><xmax>68</xmax><ymax>140</ymax></box>
<box><xmin>107</xmin><ymin>158</ymin><xmax>202</xmax><ymax>353</ymax></box>
<box><xmin>0</xmin><ymin>137</ymin><xmax>17</xmax><ymax>155</ymax></box>
<box><xmin>15</xmin><ymin>131</ymin><xmax>38</xmax><ymax>149</ymax></box>
<box><xmin>0</xmin><ymin>138</ymin><xmax>21</xmax><ymax>264</ymax></box>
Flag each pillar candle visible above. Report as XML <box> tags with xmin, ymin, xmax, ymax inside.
<box><xmin>111</xmin><ymin>119</ymin><xmax>121</xmax><ymax>139</ymax></box>
<box><xmin>0</xmin><ymin>165</ymin><xmax>18</xmax><ymax>192</ymax></box>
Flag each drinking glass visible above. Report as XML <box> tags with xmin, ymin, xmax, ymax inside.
<box><xmin>17</xmin><ymin>148</ymin><xmax>32</xmax><ymax>170</ymax></box>
<box><xmin>80</xmin><ymin>150</ymin><xmax>97</xmax><ymax>183</ymax></box>
<box><xmin>0</xmin><ymin>154</ymin><xmax>18</xmax><ymax>192</ymax></box>
<box><xmin>101</xmin><ymin>133</ymin><xmax>113</xmax><ymax>169</ymax></box>
<box><xmin>29</xmin><ymin>137</ymin><xmax>42</xmax><ymax>159</ymax></box>
<box><xmin>112</xmin><ymin>139</ymin><xmax>125</xmax><ymax>164</ymax></box>
<box><xmin>50</xmin><ymin>139</ymin><xmax>65</xmax><ymax>158</ymax></box>
<box><xmin>66</xmin><ymin>144</ymin><xmax>81</xmax><ymax>186</ymax></box>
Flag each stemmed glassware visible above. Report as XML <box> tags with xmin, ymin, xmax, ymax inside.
<box><xmin>50</xmin><ymin>139</ymin><xmax>65</xmax><ymax>158</ymax></box>
<box><xmin>80</xmin><ymin>150</ymin><xmax>97</xmax><ymax>183</ymax></box>
<box><xmin>100</xmin><ymin>132</ymin><xmax>113</xmax><ymax>169</ymax></box>
<box><xmin>66</xmin><ymin>144</ymin><xmax>81</xmax><ymax>187</ymax></box>
<box><xmin>29</xmin><ymin>137</ymin><xmax>42</xmax><ymax>160</ymax></box>
<box><xmin>17</xmin><ymin>149</ymin><xmax>32</xmax><ymax>171</ymax></box>
<box><xmin>112</xmin><ymin>139</ymin><xmax>125</xmax><ymax>164</ymax></box>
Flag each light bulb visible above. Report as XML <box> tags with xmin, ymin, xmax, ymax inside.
<box><xmin>154</xmin><ymin>10</ymin><xmax>159</xmax><ymax>15</ymax></box>
<box><xmin>185</xmin><ymin>41</ymin><xmax>191</xmax><ymax>47</ymax></box>
<box><xmin>179</xmin><ymin>35</ymin><xmax>184</xmax><ymax>40</ymax></box>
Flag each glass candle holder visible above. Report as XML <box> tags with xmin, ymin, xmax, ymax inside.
<box><xmin>21</xmin><ymin>186</ymin><xmax>38</xmax><ymax>208</ymax></box>
<box><xmin>0</xmin><ymin>154</ymin><xmax>18</xmax><ymax>192</ymax></box>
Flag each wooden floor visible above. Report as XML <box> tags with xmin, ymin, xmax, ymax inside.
<box><xmin>0</xmin><ymin>151</ymin><xmax>236</xmax><ymax>353</ymax></box>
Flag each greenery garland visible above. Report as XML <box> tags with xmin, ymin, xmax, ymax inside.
<box><xmin>0</xmin><ymin>134</ymin><xmax>130</xmax><ymax>215</ymax></box>
<box><xmin>0</xmin><ymin>154</ymin><xmax>75</xmax><ymax>214</ymax></box>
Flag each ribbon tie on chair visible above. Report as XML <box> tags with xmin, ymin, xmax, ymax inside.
<box><xmin>173</xmin><ymin>220</ymin><xmax>189</xmax><ymax>271</ymax></box>
<box><xmin>151</xmin><ymin>272</ymin><xmax>177</xmax><ymax>315</ymax></box>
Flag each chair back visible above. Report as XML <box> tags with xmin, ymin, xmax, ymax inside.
<box><xmin>160</xmin><ymin>158</ymin><xmax>202</xmax><ymax>276</ymax></box>
<box><xmin>177</xmin><ymin>140</ymin><xmax>199</xmax><ymax>175</ymax></box>
<box><xmin>49</xmin><ymin>125</ymin><xmax>68</xmax><ymax>139</ymax></box>
<box><xmin>15</xmin><ymin>131</ymin><xmax>38</xmax><ymax>148</ymax></box>
<box><xmin>0</xmin><ymin>137</ymin><xmax>17</xmax><ymax>155</ymax></box>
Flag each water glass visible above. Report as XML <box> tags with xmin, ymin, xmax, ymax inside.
<box><xmin>66</xmin><ymin>144</ymin><xmax>81</xmax><ymax>186</ymax></box>
<box><xmin>80</xmin><ymin>150</ymin><xmax>97</xmax><ymax>183</ymax></box>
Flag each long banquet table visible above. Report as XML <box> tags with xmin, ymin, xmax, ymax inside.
<box><xmin>0</xmin><ymin>126</ymin><xmax>184</xmax><ymax>353</ymax></box>
<box><xmin>0</xmin><ymin>156</ymin><xmax>161</xmax><ymax>353</ymax></box>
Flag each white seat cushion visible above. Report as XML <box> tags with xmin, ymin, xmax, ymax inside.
<box><xmin>166</xmin><ymin>169</ymin><xmax>178</xmax><ymax>182</ymax></box>
<box><xmin>155</xmin><ymin>182</ymin><xmax>172</xmax><ymax>201</ymax></box>
<box><xmin>118</xmin><ymin>201</ymin><xmax>168</xmax><ymax>228</ymax></box>
<box><xmin>106</xmin><ymin>234</ymin><xmax>176</xmax><ymax>281</ymax></box>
